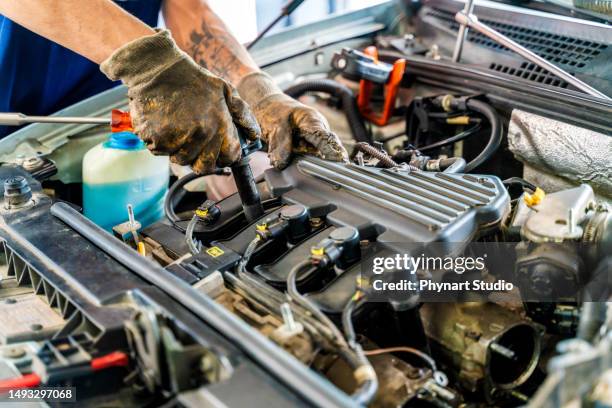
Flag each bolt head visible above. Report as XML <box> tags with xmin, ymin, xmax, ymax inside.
<box><xmin>2</xmin><ymin>347</ymin><xmax>25</xmax><ymax>359</ymax></box>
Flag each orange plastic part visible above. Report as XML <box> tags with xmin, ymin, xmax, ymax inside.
<box><xmin>0</xmin><ymin>373</ymin><xmax>41</xmax><ymax>392</ymax></box>
<box><xmin>357</xmin><ymin>46</ymin><xmax>406</xmax><ymax>126</ymax></box>
<box><xmin>0</xmin><ymin>351</ymin><xmax>128</xmax><ymax>394</ymax></box>
<box><xmin>90</xmin><ymin>351</ymin><xmax>129</xmax><ymax>371</ymax></box>
<box><xmin>111</xmin><ymin>109</ymin><xmax>133</xmax><ymax>133</ymax></box>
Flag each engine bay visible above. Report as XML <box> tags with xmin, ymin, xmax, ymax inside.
<box><xmin>0</xmin><ymin>1</ymin><xmax>610</xmax><ymax>407</ymax></box>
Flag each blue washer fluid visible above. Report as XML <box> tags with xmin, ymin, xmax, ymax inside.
<box><xmin>82</xmin><ymin>131</ymin><xmax>169</xmax><ymax>231</ymax></box>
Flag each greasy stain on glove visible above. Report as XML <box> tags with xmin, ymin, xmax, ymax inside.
<box><xmin>237</xmin><ymin>72</ymin><xmax>348</xmax><ymax>170</ymax></box>
<box><xmin>100</xmin><ymin>30</ymin><xmax>260</xmax><ymax>174</ymax></box>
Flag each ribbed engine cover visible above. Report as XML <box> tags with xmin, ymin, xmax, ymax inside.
<box><xmin>265</xmin><ymin>156</ymin><xmax>510</xmax><ymax>244</ymax></box>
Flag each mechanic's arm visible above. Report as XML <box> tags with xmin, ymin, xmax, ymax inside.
<box><xmin>0</xmin><ymin>0</ymin><xmax>154</xmax><ymax>63</ymax></box>
<box><xmin>0</xmin><ymin>0</ymin><xmax>346</xmax><ymax>171</ymax></box>
<box><xmin>163</xmin><ymin>0</ymin><xmax>348</xmax><ymax>169</ymax></box>
<box><xmin>162</xmin><ymin>0</ymin><xmax>257</xmax><ymax>85</ymax></box>
<box><xmin>0</xmin><ymin>0</ymin><xmax>260</xmax><ymax>173</ymax></box>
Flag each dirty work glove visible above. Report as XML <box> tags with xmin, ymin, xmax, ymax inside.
<box><xmin>237</xmin><ymin>72</ymin><xmax>348</xmax><ymax>169</ymax></box>
<box><xmin>100</xmin><ymin>30</ymin><xmax>260</xmax><ymax>174</ymax></box>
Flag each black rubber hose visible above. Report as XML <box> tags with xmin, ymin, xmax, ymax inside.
<box><xmin>430</xmin><ymin>97</ymin><xmax>501</xmax><ymax>172</ymax></box>
<box><xmin>49</xmin><ymin>202</ymin><xmax>355</xmax><ymax>408</ymax></box>
<box><xmin>164</xmin><ymin>168</ymin><xmax>231</xmax><ymax>229</ymax></box>
<box><xmin>502</xmin><ymin>177</ymin><xmax>537</xmax><ymax>192</ymax></box>
<box><xmin>165</xmin><ymin>172</ymin><xmax>202</xmax><ymax>224</ymax></box>
<box><xmin>284</xmin><ymin>79</ymin><xmax>371</xmax><ymax>143</ymax></box>
<box><xmin>414</xmin><ymin>124</ymin><xmax>481</xmax><ymax>153</ymax></box>
<box><xmin>463</xmin><ymin>99</ymin><xmax>502</xmax><ymax>172</ymax></box>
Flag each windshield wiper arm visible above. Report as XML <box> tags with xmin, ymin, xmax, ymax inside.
<box><xmin>452</xmin><ymin>0</ymin><xmax>610</xmax><ymax>100</ymax></box>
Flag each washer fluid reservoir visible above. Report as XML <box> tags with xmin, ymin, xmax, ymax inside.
<box><xmin>83</xmin><ymin>131</ymin><xmax>169</xmax><ymax>231</ymax></box>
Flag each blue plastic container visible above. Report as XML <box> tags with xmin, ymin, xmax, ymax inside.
<box><xmin>82</xmin><ymin>132</ymin><xmax>169</xmax><ymax>231</ymax></box>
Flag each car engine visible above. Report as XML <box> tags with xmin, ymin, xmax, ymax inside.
<box><xmin>0</xmin><ymin>1</ymin><xmax>610</xmax><ymax>407</ymax></box>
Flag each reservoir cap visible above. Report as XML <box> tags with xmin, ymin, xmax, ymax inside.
<box><xmin>105</xmin><ymin>132</ymin><xmax>144</xmax><ymax>150</ymax></box>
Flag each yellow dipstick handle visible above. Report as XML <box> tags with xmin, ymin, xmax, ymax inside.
<box><xmin>137</xmin><ymin>242</ymin><xmax>146</xmax><ymax>256</ymax></box>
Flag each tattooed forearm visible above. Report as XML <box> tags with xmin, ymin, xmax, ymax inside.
<box><xmin>187</xmin><ymin>20</ymin><xmax>250</xmax><ymax>80</ymax></box>
<box><xmin>163</xmin><ymin>0</ymin><xmax>258</xmax><ymax>85</ymax></box>
<box><xmin>188</xmin><ymin>25</ymin><xmax>211</xmax><ymax>70</ymax></box>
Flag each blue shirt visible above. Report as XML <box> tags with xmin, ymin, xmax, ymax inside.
<box><xmin>0</xmin><ymin>0</ymin><xmax>162</xmax><ymax>138</ymax></box>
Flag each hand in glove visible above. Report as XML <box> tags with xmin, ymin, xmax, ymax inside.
<box><xmin>100</xmin><ymin>30</ymin><xmax>260</xmax><ymax>174</ymax></box>
<box><xmin>237</xmin><ymin>72</ymin><xmax>348</xmax><ymax>169</ymax></box>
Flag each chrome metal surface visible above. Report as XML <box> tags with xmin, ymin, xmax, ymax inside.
<box><xmin>452</xmin><ymin>0</ymin><xmax>475</xmax><ymax>62</ymax></box>
<box><xmin>0</xmin><ymin>112</ymin><xmax>110</xmax><ymax>126</ymax></box>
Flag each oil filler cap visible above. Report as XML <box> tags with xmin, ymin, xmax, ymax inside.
<box><xmin>4</xmin><ymin>176</ymin><xmax>32</xmax><ymax>208</ymax></box>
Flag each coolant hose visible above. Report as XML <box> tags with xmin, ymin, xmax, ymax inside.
<box><xmin>463</xmin><ymin>99</ymin><xmax>502</xmax><ymax>172</ymax></box>
<box><xmin>284</xmin><ymin>79</ymin><xmax>371</xmax><ymax>143</ymax></box>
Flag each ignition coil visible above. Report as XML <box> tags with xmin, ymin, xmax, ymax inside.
<box><xmin>186</xmin><ymin>200</ymin><xmax>221</xmax><ymax>254</ymax></box>
<box><xmin>194</xmin><ymin>200</ymin><xmax>221</xmax><ymax>225</ymax></box>
<box><xmin>310</xmin><ymin>226</ymin><xmax>360</xmax><ymax>269</ymax></box>
<box><xmin>255</xmin><ymin>204</ymin><xmax>311</xmax><ymax>244</ymax></box>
